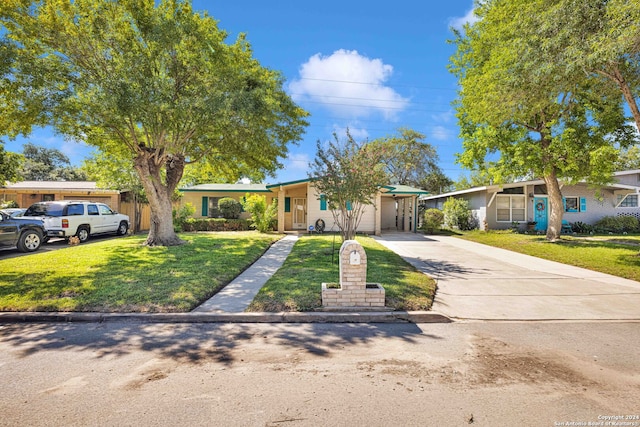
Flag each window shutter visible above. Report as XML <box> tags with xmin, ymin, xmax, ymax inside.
<box><xmin>320</xmin><ymin>195</ymin><xmax>327</xmax><ymax>211</ymax></box>
<box><xmin>562</xmin><ymin>197</ymin><xmax>566</xmax><ymax>211</ymax></box>
<box><xmin>346</xmin><ymin>201</ymin><xmax>352</xmax><ymax>211</ymax></box>
<box><xmin>201</xmin><ymin>197</ymin><xmax>208</xmax><ymax>217</ymax></box>
<box><xmin>580</xmin><ymin>197</ymin><xmax>587</xmax><ymax>212</ymax></box>
<box><xmin>284</xmin><ymin>197</ymin><xmax>291</xmax><ymax>213</ymax></box>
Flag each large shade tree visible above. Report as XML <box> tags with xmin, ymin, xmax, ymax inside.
<box><xmin>450</xmin><ymin>0</ymin><xmax>636</xmax><ymax>241</ymax></box>
<box><xmin>1</xmin><ymin>0</ymin><xmax>307</xmax><ymax>246</ymax></box>
<box><xmin>20</xmin><ymin>142</ymin><xmax>86</xmax><ymax>181</ymax></box>
<box><xmin>369</xmin><ymin>127</ymin><xmax>453</xmax><ymax>194</ymax></box>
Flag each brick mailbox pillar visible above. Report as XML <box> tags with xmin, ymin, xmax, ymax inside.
<box><xmin>322</xmin><ymin>240</ymin><xmax>385</xmax><ymax>309</ymax></box>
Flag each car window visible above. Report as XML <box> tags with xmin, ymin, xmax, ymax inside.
<box><xmin>98</xmin><ymin>204</ymin><xmax>114</xmax><ymax>215</ymax></box>
<box><xmin>25</xmin><ymin>203</ymin><xmax>64</xmax><ymax>217</ymax></box>
<box><xmin>67</xmin><ymin>204</ymin><xmax>85</xmax><ymax>216</ymax></box>
<box><xmin>87</xmin><ymin>204</ymin><xmax>99</xmax><ymax>216</ymax></box>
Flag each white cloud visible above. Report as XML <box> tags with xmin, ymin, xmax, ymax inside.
<box><xmin>286</xmin><ymin>152</ymin><xmax>311</xmax><ymax>172</ymax></box>
<box><xmin>332</xmin><ymin>124</ymin><xmax>369</xmax><ymax>142</ymax></box>
<box><xmin>431</xmin><ymin>126</ymin><xmax>454</xmax><ymax>141</ymax></box>
<box><xmin>289</xmin><ymin>49</ymin><xmax>409</xmax><ymax>120</ymax></box>
<box><xmin>449</xmin><ymin>4</ymin><xmax>479</xmax><ymax>31</ymax></box>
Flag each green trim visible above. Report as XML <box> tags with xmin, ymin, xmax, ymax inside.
<box><xmin>201</xmin><ymin>197</ymin><xmax>208</xmax><ymax>217</ymax></box>
<box><xmin>181</xmin><ymin>188</ymin><xmax>271</xmax><ymax>193</ymax></box>
<box><xmin>266</xmin><ymin>178</ymin><xmax>312</xmax><ymax>189</ymax></box>
<box><xmin>320</xmin><ymin>195</ymin><xmax>327</xmax><ymax>211</ymax></box>
<box><xmin>284</xmin><ymin>197</ymin><xmax>291</xmax><ymax>213</ymax></box>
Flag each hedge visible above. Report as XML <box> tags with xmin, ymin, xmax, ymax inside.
<box><xmin>181</xmin><ymin>218</ymin><xmax>252</xmax><ymax>232</ymax></box>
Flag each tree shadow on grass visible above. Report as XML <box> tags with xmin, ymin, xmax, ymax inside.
<box><xmin>0</xmin><ymin>321</ymin><xmax>440</xmax><ymax>366</ymax></box>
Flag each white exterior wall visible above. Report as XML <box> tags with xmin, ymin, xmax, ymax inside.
<box><xmin>307</xmin><ymin>184</ymin><xmax>377</xmax><ymax>234</ymax></box>
<box><xmin>381</xmin><ymin>197</ymin><xmax>397</xmax><ymax>230</ymax></box>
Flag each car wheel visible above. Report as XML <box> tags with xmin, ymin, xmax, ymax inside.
<box><xmin>17</xmin><ymin>230</ymin><xmax>43</xmax><ymax>252</ymax></box>
<box><xmin>116</xmin><ymin>221</ymin><xmax>129</xmax><ymax>236</ymax></box>
<box><xmin>76</xmin><ymin>226</ymin><xmax>90</xmax><ymax>243</ymax></box>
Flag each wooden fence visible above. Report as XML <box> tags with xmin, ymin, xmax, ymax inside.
<box><xmin>120</xmin><ymin>201</ymin><xmax>151</xmax><ymax>232</ymax></box>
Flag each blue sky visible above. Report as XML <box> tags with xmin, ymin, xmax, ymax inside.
<box><xmin>5</xmin><ymin>0</ymin><xmax>479</xmax><ymax>184</ymax></box>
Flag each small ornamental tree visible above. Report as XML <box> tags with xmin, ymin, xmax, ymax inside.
<box><xmin>309</xmin><ymin>130</ymin><xmax>387</xmax><ymax>241</ymax></box>
<box><xmin>422</xmin><ymin>208</ymin><xmax>444</xmax><ymax>234</ymax></box>
<box><xmin>443</xmin><ymin>197</ymin><xmax>475</xmax><ymax>231</ymax></box>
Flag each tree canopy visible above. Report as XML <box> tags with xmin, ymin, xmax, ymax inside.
<box><xmin>309</xmin><ymin>130</ymin><xmax>387</xmax><ymax>241</ymax></box>
<box><xmin>1</xmin><ymin>0</ymin><xmax>308</xmax><ymax>246</ymax></box>
<box><xmin>20</xmin><ymin>142</ymin><xmax>86</xmax><ymax>181</ymax></box>
<box><xmin>369</xmin><ymin>128</ymin><xmax>452</xmax><ymax>194</ymax></box>
<box><xmin>449</xmin><ymin>0</ymin><xmax>637</xmax><ymax>240</ymax></box>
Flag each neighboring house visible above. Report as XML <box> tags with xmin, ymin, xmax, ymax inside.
<box><xmin>0</xmin><ymin>181</ymin><xmax>120</xmax><ymax>209</ymax></box>
<box><xmin>421</xmin><ymin>170</ymin><xmax>640</xmax><ymax>231</ymax></box>
<box><xmin>180</xmin><ymin>179</ymin><xmax>428</xmax><ymax>235</ymax></box>
<box><xmin>0</xmin><ymin>181</ymin><xmax>151</xmax><ymax>231</ymax></box>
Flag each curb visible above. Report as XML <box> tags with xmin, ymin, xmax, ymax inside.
<box><xmin>0</xmin><ymin>311</ymin><xmax>452</xmax><ymax>324</ymax></box>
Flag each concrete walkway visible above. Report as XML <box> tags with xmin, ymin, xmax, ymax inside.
<box><xmin>374</xmin><ymin>232</ymin><xmax>640</xmax><ymax>321</ymax></box>
<box><xmin>192</xmin><ymin>235</ymin><xmax>299</xmax><ymax>313</ymax></box>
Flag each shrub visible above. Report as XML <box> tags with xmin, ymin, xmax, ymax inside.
<box><xmin>181</xmin><ymin>218</ymin><xmax>251</xmax><ymax>232</ymax></box>
<box><xmin>242</xmin><ymin>194</ymin><xmax>277</xmax><ymax>233</ymax></box>
<box><xmin>594</xmin><ymin>215</ymin><xmax>639</xmax><ymax>233</ymax></box>
<box><xmin>422</xmin><ymin>209</ymin><xmax>444</xmax><ymax>234</ymax></box>
<box><xmin>443</xmin><ymin>197</ymin><xmax>477</xmax><ymax>231</ymax></box>
<box><xmin>571</xmin><ymin>221</ymin><xmax>594</xmax><ymax>234</ymax></box>
<box><xmin>0</xmin><ymin>200</ymin><xmax>19</xmax><ymax>209</ymax></box>
<box><xmin>217</xmin><ymin>197</ymin><xmax>242</xmax><ymax>219</ymax></box>
<box><xmin>172</xmin><ymin>202</ymin><xmax>196</xmax><ymax>231</ymax></box>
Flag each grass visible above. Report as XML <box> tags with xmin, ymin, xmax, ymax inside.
<box><xmin>246</xmin><ymin>234</ymin><xmax>437</xmax><ymax>312</ymax></box>
<box><xmin>0</xmin><ymin>232</ymin><xmax>282</xmax><ymax>312</ymax></box>
<box><xmin>457</xmin><ymin>231</ymin><xmax>640</xmax><ymax>282</ymax></box>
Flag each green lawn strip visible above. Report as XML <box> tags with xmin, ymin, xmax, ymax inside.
<box><xmin>0</xmin><ymin>232</ymin><xmax>282</xmax><ymax>312</ymax></box>
<box><xmin>457</xmin><ymin>231</ymin><xmax>640</xmax><ymax>282</ymax></box>
<box><xmin>247</xmin><ymin>235</ymin><xmax>436</xmax><ymax>312</ymax></box>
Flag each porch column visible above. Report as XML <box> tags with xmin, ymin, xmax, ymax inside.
<box><xmin>412</xmin><ymin>195</ymin><xmax>418</xmax><ymax>233</ymax></box>
<box><xmin>277</xmin><ymin>188</ymin><xmax>285</xmax><ymax>233</ymax></box>
<box><xmin>375</xmin><ymin>192</ymin><xmax>382</xmax><ymax>236</ymax></box>
<box><xmin>403</xmin><ymin>198</ymin><xmax>410</xmax><ymax>231</ymax></box>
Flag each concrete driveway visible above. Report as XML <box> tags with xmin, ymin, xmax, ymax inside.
<box><xmin>374</xmin><ymin>233</ymin><xmax>640</xmax><ymax>321</ymax></box>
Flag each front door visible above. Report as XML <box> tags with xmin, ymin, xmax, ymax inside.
<box><xmin>533</xmin><ymin>197</ymin><xmax>548</xmax><ymax>231</ymax></box>
<box><xmin>293</xmin><ymin>198</ymin><xmax>306</xmax><ymax>229</ymax></box>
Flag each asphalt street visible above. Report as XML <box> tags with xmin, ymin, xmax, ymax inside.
<box><xmin>1</xmin><ymin>321</ymin><xmax>638</xmax><ymax>426</ymax></box>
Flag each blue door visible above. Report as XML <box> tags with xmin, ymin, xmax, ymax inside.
<box><xmin>533</xmin><ymin>197</ymin><xmax>548</xmax><ymax>231</ymax></box>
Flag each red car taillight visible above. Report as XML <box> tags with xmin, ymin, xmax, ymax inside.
<box><xmin>62</xmin><ymin>219</ymin><xmax>69</xmax><ymax>228</ymax></box>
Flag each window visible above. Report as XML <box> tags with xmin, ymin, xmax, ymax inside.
<box><xmin>208</xmin><ymin>197</ymin><xmax>221</xmax><ymax>217</ymax></box>
<box><xmin>87</xmin><ymin>204</ymin><xmax>99</xmax><ymax>216</ymax></box>
<box><xmin>563</xmin><ymin>197</ymin><xmax>587</xmax><ymax>213</ymax></box>
<box><xmin>68</xmin><ymin>204</ymin><xmax>85</xmax><ymax>216</ymax></box>
<box><xmin>496</xmin><ymin>195</ymin><xmax>526</xmax><ymax>222</ymax></box>
<box><xmin>617</xmin><ymin>194</ymin><xmax>638</xmax><ymax>208</ymax></box>
<box><xmin>99</xmin><ymin>204</ymin><xmax>114</xmax><ymax>215</ymax></box>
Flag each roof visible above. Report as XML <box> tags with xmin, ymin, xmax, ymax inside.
<box><xmin>4</xmin><ymin>181</ymin><xmax>100</xmax><ymax>190</ymax></box>
<box><xmin>382</xmin><ymin>184</ymin><xmax>429</xmax><ymax>195</ymax></box>
<box><xmin>265</xmin><ymin>178</ymin><xmax>312</xmax><ymax>189</ymax></box>
<box><xmin>180</xmin><ymin>183</ymin><xmax>271</xmax><ymax>193</ymax></box>
<box><xmin>1</xmin><ymin>181</ymin><xmax>118</xmax><ymax>193</ymax></box>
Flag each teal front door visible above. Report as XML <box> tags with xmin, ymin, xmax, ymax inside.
<box><xmin>533</xmin><ymin>197</ymin><xmax>548</xmax><ymax>231</ymax></box>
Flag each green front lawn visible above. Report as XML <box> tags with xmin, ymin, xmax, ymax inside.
<box><xmin>457</xmin><ymin>231</ymin><xmax>640</xmax><ymax>281</ymax></box>
<box><xmin>246</xmin><ymin>235</ymin><xmax>437</xmax><ymax>312</ymax></box>
<box><xmin>0</xmin><ymin>232</ymin><xmax>282</xmax><ymax>312</ymax></box>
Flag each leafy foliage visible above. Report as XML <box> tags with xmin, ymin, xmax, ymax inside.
<box><xmin>181</xmin><ymin>218</ymin><xmax>251</xmax><ymax>232</ymax></box>
<box><xmin>19</xmin><ymin>142</ymin><xmax>86</xmax><ymax>181</ymax></box>
<box><xmin>369</xmin><ymin>127</ymin><xmax>451</xmax><ymax>192</ymax></box>
<box><xmin>172</xmin><ymin>202</ymin><xmax>196</xmax><ymax>232</ymax></box>
<box><xmin>309</xmin><ymin>130</ymin><xmax>387</xmax><ymax>241</ymax></box>
<box><xmin>443</xmin><ymin>197</ymin><xmax>476</xmax><ymax>231</ymax></box>
<box><xmin>0</xmin><ymin>144</ymin><xmax>21</xmax><ymax>184</ymax></box>
<box><xmin>449</xmin><ymin>0</ymin><xmax>636</xmax><ymax>241</ymax></box>
<box><xmin>1</xmin><ymin>0</ymin><xmax>308</xmax><ymax>246</ymax></box>
<box><xmin>422</xmin><ymin>208</ymin><xmax>444</xmax><ymax>234</ymax></box>
<box><xmin>242</xmin><ymin>193</ymin><xmax>277</xmax><ymax>233</ymax></box>
<box><xmin>593</xmin><ymin>216</ymin><xmax>640</xmax><ymax>234</ymax></box>
<box><xmin>218</xmin><ymin>197</ymin><xmax>242</xmax><ymax>219</ymax></box>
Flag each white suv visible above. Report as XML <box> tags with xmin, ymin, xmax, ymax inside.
<box><xmin>24</xmin><ymin>201</ymin><xmax>130</xmax><ymax>243</ymax></box>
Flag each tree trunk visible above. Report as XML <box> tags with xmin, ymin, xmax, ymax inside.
<box><xmin>543</xmin><ymin>171</ymin><xmax>563</xmax><ymax>242</ymax></box>
<box><xmin>134</xmin><ymin>151</ymin><xmax>186</xmax><ymax>247</ymax></box>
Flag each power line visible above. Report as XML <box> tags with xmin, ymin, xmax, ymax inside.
<box><xmin>291</xmin><ymin>77</ymin><xmax>458</xmax><ymax>92</ymax></box>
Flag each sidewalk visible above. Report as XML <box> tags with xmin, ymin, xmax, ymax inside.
<box><xmin>192</xmin><ymin>234</ymin><xmax>299</xmax><ymax>313</ymax></box>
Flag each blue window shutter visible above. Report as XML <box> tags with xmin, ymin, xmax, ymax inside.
<box><xmin>580</xmin><ymin>197</ymin><xmax>587</xmax><ymax>212</ymax></box>
<box><xmin>320</xmin><ymin>195</ymin><xmax>327</xmax><ymax>211</ymax></box>
<box><xmin>285</xmin><ymin>197</ymin><xmax>291</xmax><ymax>213</ymax></box>
<box><xmin>201</xmin><ymin>197</ymin><xmax>208</xmax><ymax>217</ymax></box>
<box><xmin>562</xmin><ymin>197</ymin><xmax>566</xmax><ymax>212</ymax></box>
<box><xmin>346</xmin><ymin>201</ymin><xmax>352</xmax><ymax>211</ymax></box>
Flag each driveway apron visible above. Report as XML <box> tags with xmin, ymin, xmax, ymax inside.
<box><xmin>374</xmin><ymin>233</ymin><xmax>640</xmax><ymax>321</ymax></box>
